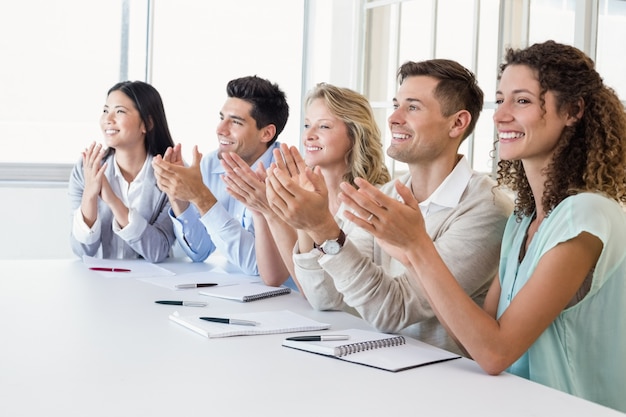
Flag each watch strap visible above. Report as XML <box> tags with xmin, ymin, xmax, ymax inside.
<box><xmin>314</xmin><ymin>229</ymin><xmax>346</xmax><ymax>254</ymax></box>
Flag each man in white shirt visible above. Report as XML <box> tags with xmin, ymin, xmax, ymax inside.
<box><xmin>266</xmin><ymin>60</ymin><xmax>513</xmax><ymax>355</ymax></box>
<box><xmin>152</xmin><ymin>76</ymin><xmax>289</xmax><ymax>275</ymax></box>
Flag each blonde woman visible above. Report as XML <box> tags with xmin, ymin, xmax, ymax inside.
<box><xmin>221</xmin><ymin>83</ymin><xmax>389</xmax><ymax>290</ymax></box>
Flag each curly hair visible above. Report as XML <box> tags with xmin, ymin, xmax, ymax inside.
<box><xmin>496</xmin><ymin>40</ymin><xmax>626</xmax><ymax>219</ymax></box>
<box><xmin>305</xmin><ymin>83</ymin><xmax>390</xmax><ymax>186</ymax></box>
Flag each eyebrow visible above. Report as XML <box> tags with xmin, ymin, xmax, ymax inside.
<box><xmin>495</xmin><ymin>88</ymin><xmax>537</xmax><ymax>96</ymax></box>
<box><xmin>392</xmin><ymin>97</ymin><xmax>423</xmax><ymax>105</ymax></box>
<box><xmin>306</xmin><ymin>118</ymin><xmax>334</xmax><ymax>123</ymax></box>
<box><xmin>220</xmin><ymin>112</ymin><xmax>247</xmax><ymax>122</ymax></box>
<box><xmin>104</xmin><ymin>104</ymin><xmax>130</xmax><ymax>110</ymax></box>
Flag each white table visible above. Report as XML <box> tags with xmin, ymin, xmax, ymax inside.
<box><xmin>0</xmin><ymin>259</ymin><xmax>623</xmax><ymax>417</ymax></box>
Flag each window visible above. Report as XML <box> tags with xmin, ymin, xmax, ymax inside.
<box><xmin>2</xmin><ymin>0</ymin><xmax>624</xmax><ymax>182</ymax></box>
<box><xmin>0</xmin><ymin>0</ymin><xmax>304</xmax><ymax>181</ymax></box>
<box><xmin>363</xmin><ymin>0</ymin><xmax>501</xmax><ymax>176</ymax></box>
<box><xmin>597</xmin><ymin>0</ymin><xmax>626</xmax><ymax>99</ymax></box>
<box><xmin>0</xmin><ymin>0</ymin><xmax>134</xmax><ymax>174</ymax></box>
<box><xmin>149</xmin><ymin>0</ymin><xmax>304</xmax><ymax>164</ymax></box>
<box><xmin>362</xmin><ymin>0</ymin><xmax>626</xmax><ymax>177</ymax></box>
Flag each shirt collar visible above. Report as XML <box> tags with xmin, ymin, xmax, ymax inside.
<box><xmin>112</xmin><ymin>154</ymin><xmax>150</xmax><ymax>183</ymax></box>
<box><xmin>416</xmin><ymin>155</ymin><xmax>472</xmax><ymax>215</ymax></box>
<box><xmin>211</xmin><ymin>142</ymin><xmax>280</xmax><ymax>175</ymax></box>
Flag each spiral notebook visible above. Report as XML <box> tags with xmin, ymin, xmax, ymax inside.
<box><xmin>169</xmin><ymin>310</ymin><xmax>330</xmax><ymax>338</ymax></box>
<box><xmin>282</xmin><ymin>328</ymin><xmax>461</xmax><ymax>372</ymax></box>
<box><xmin>199</xmin><ymin>282</ymin><xmax>291</xmax><ymax>302</ymax></box>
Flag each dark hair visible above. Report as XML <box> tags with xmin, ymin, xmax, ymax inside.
<box><xmin>496</xmin><ymin>40</ymin><xmax>626</xmax><ymax>218</ymax></box>
<box><xmin>397</xmin><ymin>59</ymin><xmax>484</xmax><ymax>141</ymax></box>
<box><xmin>226</xmin><ymin>76</ymin><xmax>289</xmax><ymax>146</ymax></box>
<box><xmin>106</xmin><ymin>81</ymin><xmax>175</xmax><ymax>156</ymax></box>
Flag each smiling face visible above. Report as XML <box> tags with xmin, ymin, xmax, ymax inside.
<box><xmin>216</xmin><ymin>97</ymin><xmax>271</xmax><ymax>165</ymax></box>
<box><xmin>100</xmin><ymin>90</ymin><xmax>147</xmax><ymax>153</ymax></box>
<box><xmin>387</xmin><ymin>75</ymin><xmax>459</xmax><ymax>165</ymax></box>
<box><xmin>302</xmin><ymin>98</ymin><xmax>352</xmax><ymax>170</ymax></box>
<box><xmin>494</xmin><ymin>64</ymin><xmax>572</xmax><ymax>168</ymax></box>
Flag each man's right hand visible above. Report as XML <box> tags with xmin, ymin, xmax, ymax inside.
<box><xmin>152</xmin><ymin>145</ymin><xmax>216</xmax><ymax>216</ymax></box>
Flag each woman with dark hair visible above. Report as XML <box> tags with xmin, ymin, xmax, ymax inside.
<box><xmin>69</xmin><ymin>81</ymin><xmax>176</xmax><ymax>262</ymax></box>
<box><xmin>339</xmin><ymin>40</ymin><xmax>626</xmax><ymax>412</ymax></box>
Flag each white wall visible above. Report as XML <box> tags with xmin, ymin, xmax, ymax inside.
<box><xmin>0</xmin><ymin>185</ymin><xmax>74</xmax><ymax>260</ymax></box>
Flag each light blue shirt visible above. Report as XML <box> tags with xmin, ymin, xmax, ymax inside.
<box><xmin>171</xmin><ymin>142</ymin><xmax>281</xmax><ymax>275</ymax></box>
<box><xmin>497</xmin><ymin>193</ymin><xmax>626</xmax><ymax>412</ymax></box>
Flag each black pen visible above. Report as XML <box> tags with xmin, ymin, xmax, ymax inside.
<box><xmin>200</xmin><ymin>317</ymin><xmax>259</xmax><ymax>326</ymax></box>
<box><xmin>286</xmin><ymin>335</ymin><xmax>350</xmax><ymax>342</ymax></box>
<box><xmin>155</xmin><ymin>300</ymin><xmax>207</xmax><ymax>307</ymax></box>
<box><xmin>175</xmin><ymin>283</ymin><xmax>218</xmax><ymax>289</ymax></box>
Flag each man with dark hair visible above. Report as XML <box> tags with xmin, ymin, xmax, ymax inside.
<box><xmin>152</xmin><ymin>75</ymin><xmax>289</xmax><ymax>274</ymax></box>
<box><xmin>266</xmin><ymin>59</ymin><xmax>513</xmax><ymax>355</ymax></box>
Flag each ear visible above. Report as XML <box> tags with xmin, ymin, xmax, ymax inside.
<box><xmin>449</xmin><ymin>110</ymin><xmax>472</xmax><ymax>140</ymax></box>
<box><xmin>146</xmin><ymin>116</ymin><xmax>154</xmax><ymax>132</ymax></box>
<box><xmin>565</xmin><ymin>98</ymin><xmax>585</xmax><ymax>126</ymax></box>
<box><xmin>260</xmin><ymin>124</ymin><xmax>277</xmax><ymax>144</ymax></box>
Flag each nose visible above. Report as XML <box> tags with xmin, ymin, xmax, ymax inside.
<box><xmin>216</xmin><ymin>119</ymin><xmax>228</xmax><ymax>136</ymax></box>
<box><xmin>493</xmin><ymin>101</ymin><xmax>512</xmax><ymax>124</ymax></box>
<box><xmin>101</xmin><ymin>111</ymin><xmax>114</xmax><ymax>124</ymax></box>
<box><xmin>303</xmin><ymin>125</ymin><xmax>316</xmax><ymax>142</ymax></box>
<box><xmin>388</xmin><ymin>107</ymin><xmax>403</xmax><ymax>126</ymax></box>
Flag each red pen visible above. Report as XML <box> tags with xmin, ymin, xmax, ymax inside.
<box><xmin>89</xmin><ymin>267</ymin><xmax>131</xmax><ymax>272</ymax></box>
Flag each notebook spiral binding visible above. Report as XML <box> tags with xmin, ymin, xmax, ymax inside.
<box><xmin>242</xmin><ymin>287</ymin><xmax>291</xmax><ymax>302</ymax></box>
<box><xmin>336</xmin><ymin>335</ymin><xmax>406</xmax><ymax>357</ymax></box>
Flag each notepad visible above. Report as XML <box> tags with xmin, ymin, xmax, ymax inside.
<box><xmin>199</xmin><ymin>282</ymin><xmax>291</xmax><ymax>302</ymax></box>
<box><xmin>169</xmin><ymin>310</ymin><xmax>331</xmax><ymax>338</ymax></box>
<box><xmin>282</xmin><ymin>328</ymin><xmax>461</xmax><ymax>372</ymax></box>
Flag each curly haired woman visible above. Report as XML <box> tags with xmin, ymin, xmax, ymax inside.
<box><xmin>339</xmin><ymin>40</ymin><xmax>626</xmax><ymax>411</ymax></box>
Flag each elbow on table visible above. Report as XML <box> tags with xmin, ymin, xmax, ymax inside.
<box><xmin>260</xmin><ymin>274</ymin><xmax>290</xmax><ymax>287</ymax></box>
<box><xmin>474</xmin><ymin>352</ymin><xmax>512</xmax><ymax>376</ymax></box>
<box><xmin>305</xmin><ymin>296</ymin><xmax>341</xmax><ymax>312</ymax></box>
<box><xmin>143</xmin><ymin>252</ymin><xmax>168</xmax><ymax>263</ymax></box>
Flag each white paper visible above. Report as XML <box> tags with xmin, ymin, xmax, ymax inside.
<box><xmin>170</xmin><ymin>310</ymin><xmax>331</xmax><ymax>338</ymax></box>
<box><xmin>137</xmin><ymin>271</ymin><xmax>258</xmax><ymax>290</ymax></box>
<box><xmin>82</xmin><ymin>255</ymin><xmax>176</xmax><ymax>278</ymax></box>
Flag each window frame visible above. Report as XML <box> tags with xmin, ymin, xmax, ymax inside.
<box><xmin>2</xmin><ymin>0</ymin><xmax>624</xmax><ymax>184</ymax></box>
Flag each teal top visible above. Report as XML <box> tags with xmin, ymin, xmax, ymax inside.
<box><xmin>497</xmin><ymin>193</ymin><xmax>626</xmax><ymax>412</ymax></box>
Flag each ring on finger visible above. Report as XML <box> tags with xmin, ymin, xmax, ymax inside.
<box><xmin>366</xmin><ymin>213</ymin><xmax>374</xmax><ymax>222</ymax></box>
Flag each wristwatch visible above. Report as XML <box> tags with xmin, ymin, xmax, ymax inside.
<box><xmin>314</xmin><ymin>229</ymin><xmax>346</xmax><ymax>255</ymax></box>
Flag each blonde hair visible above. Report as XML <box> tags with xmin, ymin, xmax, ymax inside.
<box><xmin>305</xmin><ymin>83</ymin><xmax>390</xmax><ymax>186</ymax></box>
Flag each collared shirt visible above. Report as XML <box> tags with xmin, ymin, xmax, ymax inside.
<box><xmin>72</xmin><ymin>155</ymin><xmax>151</xmax><ymax>259</ymax></box>
<box><xmin>110</xmin><ymin>155</ymin><xmax>151</xmax><ymax>258</ymax></box>
<box><xmin>171</xmin><ymin>142</ymin><xmax>281</xmax><ymax>275</ymax></box>
<box><xmin>293</xmin><ymin>153</ymin><xmax>514</xmax><ymax>354</ymax></box>
<box><xmin>411</xmin><ymin>155</ymin><xmax>473</xmax><ymax>216</ymax></box>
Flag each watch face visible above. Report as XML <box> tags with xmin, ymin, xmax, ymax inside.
<box><xmin>321</xmin><ymin>240</ymin><xmax>341</xmax><ymax>255</ymax></box>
